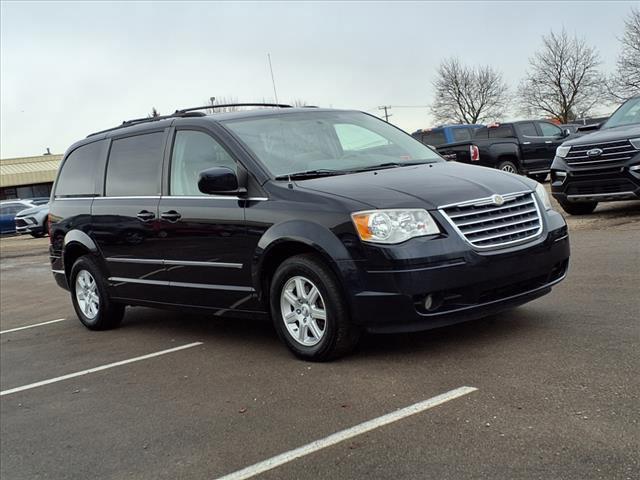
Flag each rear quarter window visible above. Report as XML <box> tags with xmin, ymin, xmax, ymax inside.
<box><xmin>54</xmin><ymin>141</ymin><xmax>104</xmax><ymax>197</ymax></box>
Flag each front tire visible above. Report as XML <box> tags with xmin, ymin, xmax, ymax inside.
<box><xmin>558</xmin><ymin>199</ymin><xmax>598</xmax><ymax>215</ymax></box>
<box><xmin>270</xmin><ymin>254</ymin><xmax>360</xmax><ymax>361</ymax></box>
<box><xmin>70</xmin><ymin>255</ymin><xmax>125</xmax><ymax>330</ymax></box>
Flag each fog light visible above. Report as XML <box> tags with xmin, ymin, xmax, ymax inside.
<box><xmin>551</xmin><ymin>170</ymin><xmax>567</xmax><ymax>183</ymax></box>
<box><xmin>423</xmin><ymin>293</ymin><xmax>443</xmax><ymax>312</ymax></box>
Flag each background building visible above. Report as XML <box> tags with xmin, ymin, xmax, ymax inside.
<box><xmin>0</xmin><ymin>153</ymin><xmax>62</xmax><ymax>200</ymax></box>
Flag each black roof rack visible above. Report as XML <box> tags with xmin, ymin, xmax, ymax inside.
<box><xmin>87</xmin><ymin>103</ymin><xmax>293</xmax><ymax>137</ymax></box>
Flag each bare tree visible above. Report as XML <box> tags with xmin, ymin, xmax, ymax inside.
<box><xmin>291</xmin><ymin>99</ymin><xmax>309</xmax><ymax>107</ymax></box>
<box><xmin>148</xmin><ymin>107</ymin><xmax>160</xmax><ymax>118</ymax></box>
<box><xmin>607</xmin><ymin>8</ymin><xmax>640</xmax><ymax>102</ymax></box>
<box><xmin>518</xmin><ymin>29</ymin><xmax>603</xmax><ymax>123</ymax></box>
<box><xmin>431</xmin><ymin>58</ymin><xmax>509</xmax><ymax>124</ymax></box>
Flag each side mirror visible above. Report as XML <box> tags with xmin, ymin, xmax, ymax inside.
<box><xmin>198</xmin><ymin>167</ymin><xmax>246</xmax><ymax>196</ymax></box>
<box><xmin>563</xmin><ymin>128</ymin><xmax>571</xmax><ymax>137</ymax></box>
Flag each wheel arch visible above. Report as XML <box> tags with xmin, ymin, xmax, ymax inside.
<box><xmin>252</xmin><ymin>221</ymin><xmax>361</xmax><ymax>307</ymax></box>
<box><xmin>62</xmin><ymin>230</ymin><xmax>100</xmax><ymax>281</ymax></box>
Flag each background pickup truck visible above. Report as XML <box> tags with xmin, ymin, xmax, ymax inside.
<box><xmin>412</xmin><ymin>124</ymin><xmax>483</xmax><ymax>147</ymax></box>
<box><xmin>436</xmin><ymin>120</ymin><xmax>572</xmax><ymax>181</ymax></box>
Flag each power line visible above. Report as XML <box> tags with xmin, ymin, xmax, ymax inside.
<box><xmin>378</xmin><ymin>105</ymin><xmax>392</xmax><ymax>122</ymax></box>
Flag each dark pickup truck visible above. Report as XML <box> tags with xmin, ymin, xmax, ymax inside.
<box><xmin>436</xmin><ymin>121</ymin><xmax>572</xmax><ymax>181</ymax></box>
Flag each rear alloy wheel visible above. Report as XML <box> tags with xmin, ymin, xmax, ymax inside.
<box><xmin>558</xmin><ymin>199</ymin><xmax>598</xmax><ymax>215</ymax></box>
<box><xmin>270</xmin><ymin>254</ymin><xmax>360</xmax><ymax>361</ymax></box>
<box><xmin>70</xmin><ymin>255</ymin><xmax>125</xmax><ymax>330</ymax></box>
<box><xmin>497</xmin><ymin>160</ymin><xmax>519</xmax><ymax>174</ymax></box>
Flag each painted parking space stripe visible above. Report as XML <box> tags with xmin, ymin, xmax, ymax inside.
<box><xmin>0</xmin><ymin>342</ymin><xmax>203</xmax><ymax>396</ymax></box>
<box><xmin>0</xmin><ymin>318</ymin><xmax>67</xmax><ymax>335</ymax></box>
<box><xmin>214</xmin><ymin>385</ymin><xmax>478</xmax><ymax>480</ymax></box>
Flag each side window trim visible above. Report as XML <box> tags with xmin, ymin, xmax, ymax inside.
<box><xmin>166</xmin><ymin>127</ymin><xmax>240</xmax><ymax>197</ymax></box>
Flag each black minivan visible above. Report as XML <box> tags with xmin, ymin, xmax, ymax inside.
<box><xmin>49</xmin><ymin>105</ymin><xmax>570</xmax><ymax>360</ymax></box>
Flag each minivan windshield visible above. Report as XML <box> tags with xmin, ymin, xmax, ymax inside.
<box><xmin>602</xmin><ymin>96</ymin><xmax>640</xmax><ymax>129</ymax></box>
<box><xmin>222</xmin><ymin>111</ymin><xmax>443</xmax><ymax>178</ymax></box>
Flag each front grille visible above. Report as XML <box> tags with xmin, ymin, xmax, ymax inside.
<box><xmin>565</xmin><ymin>140</ymin><xmax>638</xmax><ymax>166</ymax></box>
<box><xmin>441</xmin><ymin>192</ymin><xmax>542</xmax><ymax>249</ymax></box>
<box><xmin>14</xmin><ymin>218</ymin><xmax>28</xmax><ymax>227</ymax></box>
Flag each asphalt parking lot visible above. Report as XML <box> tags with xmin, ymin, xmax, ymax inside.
<box><xmin>1</xmin><ymin>197</ymin><xmax>639</xmax><ymax>480</ymax></box>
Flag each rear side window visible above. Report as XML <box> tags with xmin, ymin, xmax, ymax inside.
<box><xmin>516</xmin><ymin>122</ymin><xmax>538</xmax><ymax>137</ymax></box>
<box><xmin>420</xmin><ymin>131</ymin><xmax>447</xmax><ymax>146</ymax></box>
<box><xmin>55</xmin><ymin>141</ymin><xmax>103</xmax><ymax>197</ymax></box>
<box><xmin>452</xmin><ymin>128</ymin><xmax>472</xmax><ymax>142</ymax></box>
<box><xmin>106</xmin><ymin>132</ymin><xmax>165</xmax><ymax>196</ymax></box>
<box><xmin>488</xmin><ymin>125</ymin><xmax>515</xmax><ymax>138</ymax></box>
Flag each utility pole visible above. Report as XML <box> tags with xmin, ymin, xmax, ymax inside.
<box><xmin>378</xmin><ymin>105</ymin><xmax>392</xmax><ymax>122</ymax></box>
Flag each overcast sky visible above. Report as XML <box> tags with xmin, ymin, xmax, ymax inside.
<box><xmin>0</xmin><ymin>1</ymin><xmax>635</xmax><ymax>158</ymax></box>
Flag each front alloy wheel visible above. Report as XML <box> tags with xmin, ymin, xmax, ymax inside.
<box><xmin>280</xmin><ymin>276</ymin><xmax>327</xmax><ymax>346</ymax></box>
<box><xmin>270</xmin><ymin>254</ymin><xmax>360</xmax><ymax>361</ymax></box>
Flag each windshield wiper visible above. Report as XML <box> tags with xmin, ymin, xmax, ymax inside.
<box><xmin>275</xmin><ymin>169</ymin><xmax>348</xmax><ymax>180</ymax></box>
<box><xmin>349</xmin><ymin>160</ymin><xmax>437</xmax><ymax>172</ymax></box>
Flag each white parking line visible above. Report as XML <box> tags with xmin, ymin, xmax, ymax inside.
<box><xmin>0</xmin><ymin>318</ymin><xmax>66</xmax><ymax>335</ymax></box>
<box><xmin>214</xmin><ymin>385</ymin><xmax>478</xmax><ymax>480</ymax></box>
<box><xmin>0</xmin><ymin>342</ymin><xmax>203</xmax><ymax>396</ymax></box>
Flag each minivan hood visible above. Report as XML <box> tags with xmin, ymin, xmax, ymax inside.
<box><xmin>296</xmin><ymin>162</ymin><xmax>535</xmax><ymax>209</ymax></box>
<box><xmin>563</xmin><ymin>123</ymin><xmax>640</xmax><ymax>146</ymax></box>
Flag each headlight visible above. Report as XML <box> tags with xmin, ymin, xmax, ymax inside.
<box><xmin>556</xmin><ymin>145</ymin><xmax>571</xmax><ymax>158</ymax></box>
<box><xmin>630</xmin><ymin>138</ymin><xmax>640</xmax><ymax>149</ymax></box>
<box><xmin>535</xmin><ymin>183</ymin><xmax>552</xmax><ymax>211</ymax></box>
<box><xmin>351</xmin><ymin>209</ymin><xmax>440</xmax><ymax>244</ymax></box>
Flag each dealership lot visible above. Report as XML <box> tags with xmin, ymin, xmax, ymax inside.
<box><xmin>1</xmin><ymin>199</ymin><xmax>638</xmax><ymax>480</ymax></box>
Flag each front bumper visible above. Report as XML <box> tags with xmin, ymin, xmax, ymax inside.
<box><xmin>15</xmin><ymin>217</ymin><xmax>43</xmax><ymax>235</ymax></box>
<box><xmin>348</xmin><ymin>211</ymin><xmax>570</xmax><ymax>333</ymax></box>
<box><xmin>550</xmin><ymin>156</ymin><xmax>640</xmax><ymax>203</ymax></box>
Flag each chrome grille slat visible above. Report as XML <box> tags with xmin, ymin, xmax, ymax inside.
<box><xmin>446</xmin><ymin>197</ymin><xmax>535</xmax><ymax>219</ymax></box>
<box><xmin>455</xmin><ymin>207</ymin><xmax>538</xmax><ymax>227</ymax></box>
<box><xmin>462</xmin><ymin>215</ymin><xmax>540</xmax><ymax>235</ymax></box>
<box><xmin>440</xmin><ymin>192</ymin><xmax>542</xmax><ymax>250</ymax></box>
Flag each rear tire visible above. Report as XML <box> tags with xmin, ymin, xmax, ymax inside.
<box><xmin>496</xmin><ymin>160</ymin><xmax>519</xmax><ymax>174</ymax></box>
<box><xmin>70</xmin><ymin>255</ymin><xmax>125</xmax><ymax>330</ymax></box>
<box><xmin>270</xmin><ymin>254</ymin><xmax>360</xmax><ymax>361</ymax></box>
<box><xmin>558</xmin><ymin>199</ymin><xmax>598</xmax><ymax>215</ymax></box>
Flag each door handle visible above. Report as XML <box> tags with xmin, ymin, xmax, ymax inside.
<box><xmin>545</xmin><ymin>140</ymin><xmax>553</xmax><ymax>143</ymax></box>
<box><xmin>523</xmin><ymin>141</ymin><xmax>531</xmax><ymax>145</ymax></box>
<box><xmin>160</xmin><ymin>210</ymin><xmax>182</xmax><ymax>222</ymax></box>
<box><xmin>136</xmin><ymin>210</ymin><xmax>155</xmax><ymax>222</ymax></box>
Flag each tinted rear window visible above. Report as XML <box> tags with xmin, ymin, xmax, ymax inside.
<box><xmin>105</xmin><ymin>132</ymin><xmax>165</xmax><ymax>196</ymax></box>
<box><xmin>420</xmin><ymin>131</ymin><xmax>447</xmax><ymax>146</ymax></box>
<box><xmin>488</xmin><ymin>125</ymin><xmax>515</xmax><ymax>138</ymax></box>
<box><xmin>516</xmin><ymin>122</ymin><xmax>537</xmax><ymax>137</ymax></box>
<box><xmin>55</xmin><ymin>141</ymin><xmax>103</xmax><ymax>197</ymax></box>
<box><xmin>452</xmin><ymin>128</ymin><xmax>472</xmax><ymax>142</ymax></box>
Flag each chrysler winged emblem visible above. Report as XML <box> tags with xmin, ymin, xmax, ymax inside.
<box><xmin>491</xmin><ymin>194</ymin><xmax>505</xmax><ymax>206</ymax></box>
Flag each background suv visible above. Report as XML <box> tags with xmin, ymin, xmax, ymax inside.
<box><xmin>551</xmin><ymin>96</ymin><xmax>640</xmax><ymax>215</ymax></box>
